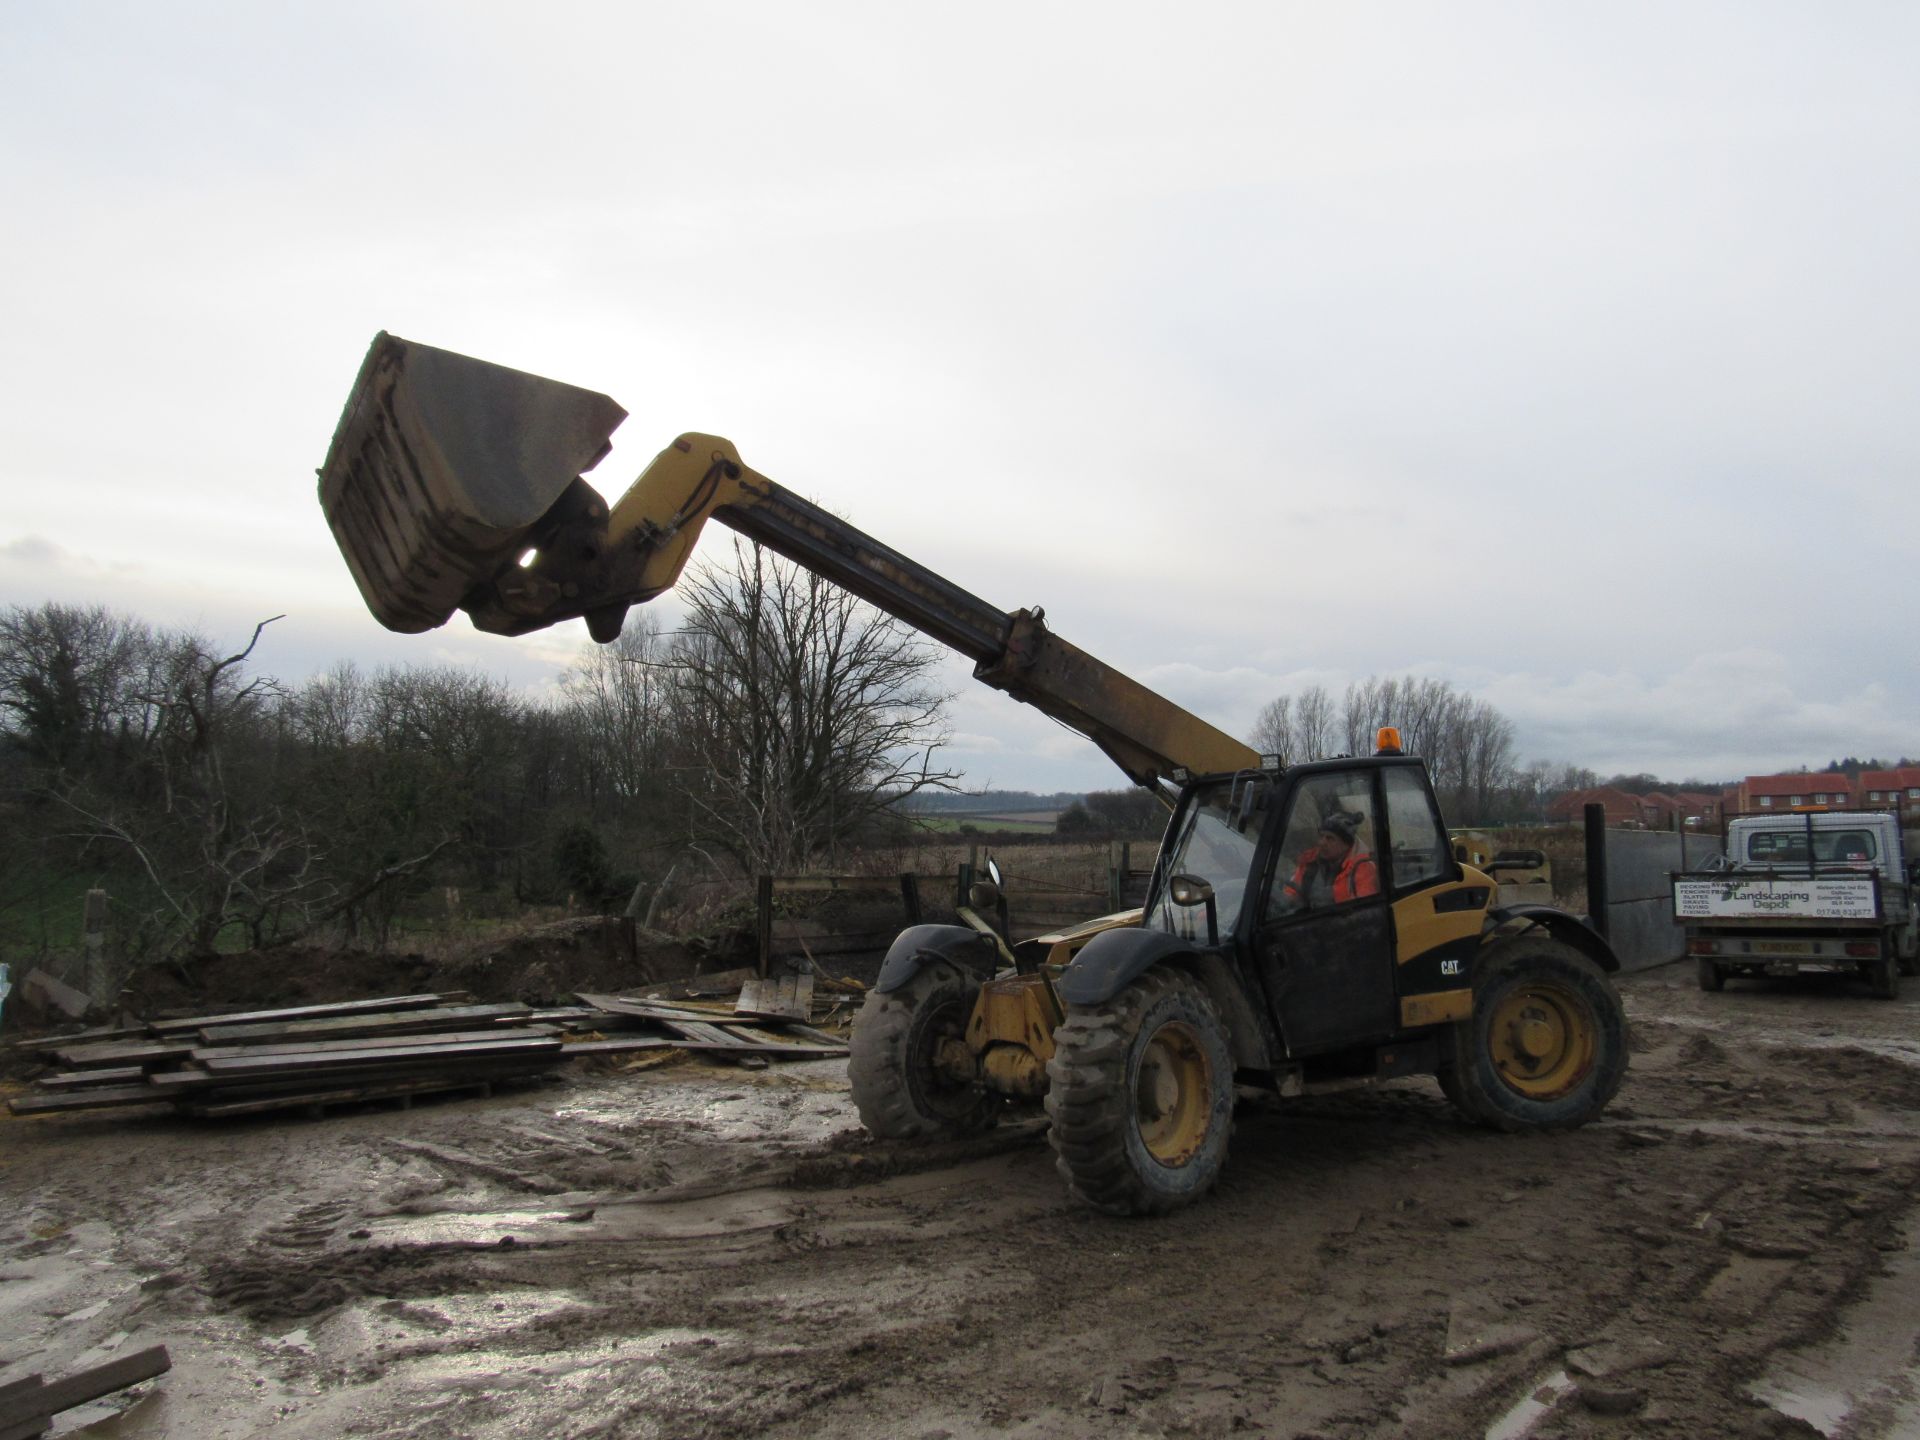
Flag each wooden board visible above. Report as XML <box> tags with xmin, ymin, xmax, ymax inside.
<box><xmin>8</xmin><ymin>1084</ymin><xmax>175</xmax><ymax>1115</ymax></box>
<box><xmin>183</xmin><ymin>1075</ymin><xmax>515</xmax><ymax>1118</ymax></box>
<box><xmin>604</xmin><ymin>967</ymin><xmax>758</xmax><ymax>1001</ymax></box>
<box><xmin>735</xmin><ymin>973</ymin><xmax>815</xmax><ymax>1021</ymax></box>
<box><xmin>37</xmin><ymin>1066</ymin><xmax>147</xmax><ymax>1089</ymax></box>
<box><xmin>578</xmin><ymin>994</ymin><xmax>783</xmax><ymax>1027</ymax></box>
<box><xmin>52</xmin><ymin>1040</ymin><xmax>197</xmax><ymax>1070</ymax></box>
<box><xmin>187</xmin><ymin>1027</ymin><xmax>556</xmax><ymax>1062</ymax></box>
<box><xmin>193</xmin><ymin>1036</ymin><xmax>562</xmax><ymax>1077</ymax></box>
<box><xmin>148</xmin><ymin>993</ymin><xmax>464</xmax><ymax>1034</ymax></box>
<box><xmin>197</xmin><ymin>1003</ymin><xmax>531</xmax><ymax>1045</ymax></box>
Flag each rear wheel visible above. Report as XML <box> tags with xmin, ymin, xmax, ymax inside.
<box><xmin>1045</xmin><ymin>969</ymin><xmax>1233</xmax><ymax>1216</ymax></box>
<box><xmin>1446</xmin><ymin>938</ymin><xmax>1628</xmax><ymax>1132</ymax></box>
<box><xmin>1866</xmin><ymin>956</ymin><xmax>1900</xmax><ymax>1001</ymax></box>
<box><xmin>1697</xmin><ymin>958</ymin><xmax>1725</xmax><ymax>992</ymax></box>
<box><xmin>849</xmin><ymin>964</ymin><xmax>997</xmax><ymax>1138</ymax></box>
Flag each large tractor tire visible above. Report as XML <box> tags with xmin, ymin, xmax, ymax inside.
<box><xmin>849</xmin><ymin>963</ymin><xmax>998</xmax><ymax>1139</ymax></box>
<box><xmin>1445</xmin><ymin>938</ymin><xmax>1628</xmax><ymax>1133</ymax></box>
<box><xmin>1044</xmin><ymin>968</ymin><xmax>1234</xmax><ymax>1216</ymax></box>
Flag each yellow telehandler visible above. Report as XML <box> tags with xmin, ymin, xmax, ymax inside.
<box><xmin>318</xmin><ymin>333</ymin><xmax>1629</xmax><ymax>1215</ymax></box>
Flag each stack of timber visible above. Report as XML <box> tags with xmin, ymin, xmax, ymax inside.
<box><xmin>7</xmin><ymin>983</ymin><xmax>850</xmax><ymax>1122</ymax></box>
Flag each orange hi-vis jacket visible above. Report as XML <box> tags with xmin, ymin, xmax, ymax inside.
<box><xmin>1284</xmin><ymin>844</ymin><xmax>1380</xmax><ymax>907</ymax></box>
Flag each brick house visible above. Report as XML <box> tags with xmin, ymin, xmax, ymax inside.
<box><xmin>1638</xmin><ymin>792</ymin><xmax>1682</xmax><ymax>827</ymax></box>
<box><xmin>1672</xmin><ymin>790</ymin><xmax>1723</xmax><ymax>826</ymax></box>
<box><xmin>1860</xmin><ymin>766</ymin><xmax>1920</xmax><ymax>820</ymax></box>
<box><xmin>1545</xmin><ymin>786</ymin><xmax>1647</xmax><ymax>826</ymax></box>
<box><xmin>1734</xmin><ymin>773</ymin><xmax>1860</xmax><ymax>813</ymax></box>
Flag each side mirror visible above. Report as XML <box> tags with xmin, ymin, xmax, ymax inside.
<box><xmin>1167</xmin><ymin>872</ymin><xmax>1219</xmax><ymax>946</ymax></box>
<box><xmin>970</xmin><ymin>855</ymin><xmax>1006</xmax><ymax>911</ymax></box>
<box><xmin>1169</xmin><ymin>874</ymin><xmax>1215</xmax><ymax>908</ymax></box>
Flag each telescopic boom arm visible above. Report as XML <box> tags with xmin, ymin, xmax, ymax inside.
<box><xmin>319</xmin><ymin>333</ymin><xmax>1258</xmax><ymax>790</ymax></box>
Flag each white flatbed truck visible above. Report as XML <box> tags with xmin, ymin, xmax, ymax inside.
<box><xmin>1673</xmin><ymin>811</ymin><xmax>1919</xmax><ymax>999</ymax></box>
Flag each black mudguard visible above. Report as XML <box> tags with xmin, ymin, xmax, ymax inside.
<box><xmin>1488</xmin><ymin>905</ymin><xmax>1621</xmax><ymax>973</ymax></box>
<box><xmin>1055</xmin><ymin>927</ymin><xmax>1198</xmax><ymax>1007</ymax></box>
<box><xmin>873</xmin><ymin>924</ymin><xmax>1001</xmax><ymax>993</ymax></box>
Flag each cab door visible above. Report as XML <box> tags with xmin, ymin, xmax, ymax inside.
<box><xmin>1250</xmin><ymin>768</ymin><xmax>1397</xmax><ymax>1056</ymax></box>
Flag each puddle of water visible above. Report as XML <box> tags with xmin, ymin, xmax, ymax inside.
<box><xmin>1484</xmin><ymin>1369</ymin><xmax>1574</xmax><ymax>1440</ymax></box>
<box><xmin>1751</xmin><ymin>1217</ymin><xmax>1920</xmax><ymax>1436</ymax></box>
<box><xmin>358</xmin><ymin>1207</ymin><xmax>590</xmax><ymax>1248</ymax></box>
<box><xmin>392</xmin><ymin>1326</ymin><xmax>725</xmax><ymax>1388</ymax></box>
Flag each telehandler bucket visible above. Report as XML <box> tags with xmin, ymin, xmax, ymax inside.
<box><xmin>317</xmin><ymin>332</ymin><xmax>628</xmax><ymax>633</ymax></box>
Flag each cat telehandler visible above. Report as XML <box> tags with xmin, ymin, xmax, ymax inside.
<box><xmin>317</xmin><ymin>333</ymin><xmax>1629</xmax><ymax>1215</ymax></box>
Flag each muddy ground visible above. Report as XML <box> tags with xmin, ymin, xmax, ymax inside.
<box><xmin>5</xmin><ymin>962</ymin><xmax>1920</xmax><ymax>1439</ymax></box>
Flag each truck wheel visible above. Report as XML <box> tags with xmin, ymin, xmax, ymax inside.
<box><xmin>1045</xmin><ymin>968</ymin><xmax>1234</xmax><ymax>1216</ymax></box>
<box><xmin>849</xmin><ymin>963</ymin><xmax>997</xmax><ymax>1138</ymax></box>
<box><xmin>1445</xmin><ymin>939</ymin><xmax>1628</xmax><ymax>1133</ymax></box>
<box><xmin>1866</xmin><ymin>957</ymin><xmax>1900</xmax><ymax>1001</ymax></box>
<box><xmin>1697</xmin><ymin>958</ymin><xmax>1725</xmax><ymax>993</ymax></box>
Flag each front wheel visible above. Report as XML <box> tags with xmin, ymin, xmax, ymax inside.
<box><xmin>1445</xmin><ymin>939</ymin><xmax>1628</xmax><ymax>1133</ymax></box>
<box><xmin>1697</xmin><ymin>958</ymin><xmax>1725</xmax><ymax>992</ymax></box>
<box><xmin>849</xmin><ymin>963</ymin><xmax>997</xmax><ymax>1138</ymax></box>
<box><xmin>1045</xmin><ymin>969</ymin><xmax>1234</xmax><ymax>1216</ymax></box>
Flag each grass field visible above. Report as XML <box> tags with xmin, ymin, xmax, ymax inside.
<box><xmin>908</xmin><ymin>811</ymin><xmax>1060</xmax><ymax>834</ymax></box>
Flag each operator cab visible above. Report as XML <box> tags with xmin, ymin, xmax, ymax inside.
<box><xmin>1146</xmin><ymin>738</ymin><xmax>1487</xmax><ymax>1066</ymax></box>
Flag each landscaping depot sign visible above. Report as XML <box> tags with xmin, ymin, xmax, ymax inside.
<box><xmin>1672</xmin><ymin>875</ymin><xmax>1881</xmax><ymax>922</ymax></box>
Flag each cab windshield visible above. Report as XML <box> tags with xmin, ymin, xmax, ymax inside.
<box><xmin>1145</xmin><ymin>776</ymin><xmax>1272</xmax><ymax>940</ymax></box>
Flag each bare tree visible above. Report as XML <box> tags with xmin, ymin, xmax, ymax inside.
<box><xmin>664</xmin><ymin>538</ymin><xmax>959</xmax><ymax>873</ymax></box>
<box><xmin>1248</xmin><ymin>683</ymin><xmax>1339</xmax><ymax>762</ymax></box>
<box><xmin>557</xmin><ymin>612</ymin><xmax>672</xmax><ymax>820</ymax></box>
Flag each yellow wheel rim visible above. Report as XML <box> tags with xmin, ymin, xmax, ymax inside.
<box><xmin>1487</xmin><ymin>982</ymin><xmax>1596</xmax><ymax>1100</ymax></box>
<box><xmin>1135</xmin><ymin>1021</ymin><xmax>1212</xmax><ymax>1165</ymax></box>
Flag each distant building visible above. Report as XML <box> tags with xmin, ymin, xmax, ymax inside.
<box><xmin>1672</xmin><ymin>790</ymin><xmax>1723</xmax><ymax>826</ymax></box>
<box><xmin>1638</xmin><ymin>792</ymin><xmax>1682</xmax><ymax>827</ymax></box>
<box><xmin>1860</xmin><ymin>766</ymin><xmax>1920</xmax><ymax>820</ymax></box>
<box><xmin>1545</xmin><ymin>786</ymin><xmax>1647</xmax><ymax>826</ymax></box>
<box><xmin>1734</xmin><ymin>773</ymin><xmax>1860</xmax><ymax>813</ymax></box>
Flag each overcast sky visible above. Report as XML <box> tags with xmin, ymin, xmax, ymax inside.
<box><xmin>3</xmin><ymin>3</ymin><xmax>1915</xmax><ymax>793</ymax></box>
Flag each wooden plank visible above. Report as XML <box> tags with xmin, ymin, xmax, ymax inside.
<box><xmin>8</xmin><ymin>1085</ymin><xmax>176</xmax><ymax>1115</ymax></box>
<box><xmin>668</xmin><ymin>1039</ymin><xmax>846</xmax><ymax>1057</ymax></box>
<box><xmin>187</xmin><ymin>1027</ymin><xmax>557</xmax><ymax>1061</ymax></box>
<box><xmin>52</xmin><ymin>1040</ymin><xmax>196</xmax><ymax>1070</ymax></box>
<box><xmin>198</xmin><ymin>1003</ymin><xmax>531</xmax><ymax>1045</ymax></box>
<box><xmin>657</xmin><ymin>1018</ymin><xmax>751</xmax><ymax>1048</ymax></box>
<box><xmin>736</xmin><ymin>973</ymin><xmax>814</xmax><ymax>1021</ymax></box>
<box><xmin>558</xmin><ymin>1036</ymin><xmax>677</xmax><ymax>1054</ymax></box>
<box><xmin>194</xmin><ymin>1036</ymin><xmax>562</xmax><ymax>1077</ymax></box>
<box><xmin>596</xmin><ymin>968</ymin><xmax>757</xmax><ymax>1001</ymax></box>
<box><xmin>37</xmin><ymin>1067</ymin><xmax>146</xmax><ymax>1089</ymax></box>
<box><xmin>183</xmin><ymin>1075</ymin><xmax>517</xmax><ymax>1118</ymax></box>
<box><xmin>35</xmin><ymin>1344</ymin><xmax>170</xmax><ymax>1417</ymax></box>
<box><xmin>579</xmin><ymin>994</ymin><xmax>780</xmax><ymax>1027</ymax></box>
<box><xmin>148</xmin><ymin>993</ymin><xmax>463</xmax><ymax>1034</ymax></box>
<box><xmin>0</xmin><ymin>1371</ymin><xmax>46</xmax><ymax>1407</ymax></box>
<box><xmin>3</xmin><ymin>1024</ymin><xmax>149</xmax><ymax>1054</ymax></box>
<box><xmin>177</xmin><ymin>1057</ymin><xmax>558</xmax><ymax>1101</ymax></box>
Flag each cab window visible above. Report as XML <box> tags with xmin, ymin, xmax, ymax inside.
<box><xmin>1266</xmin><ymin>771</ymin><xmax>1381</xmax><ymax>918</ymax></box>
<box><xmin>1382</xmin><ymin>767</ymin><xmax>1449</xmax><ymax>892</ymax></box>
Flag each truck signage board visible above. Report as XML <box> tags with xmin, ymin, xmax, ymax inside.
<box><xmin>1672</xmin><ymin>876</ymin><xmax>1881</xmax><ymax>922</ymax></box>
